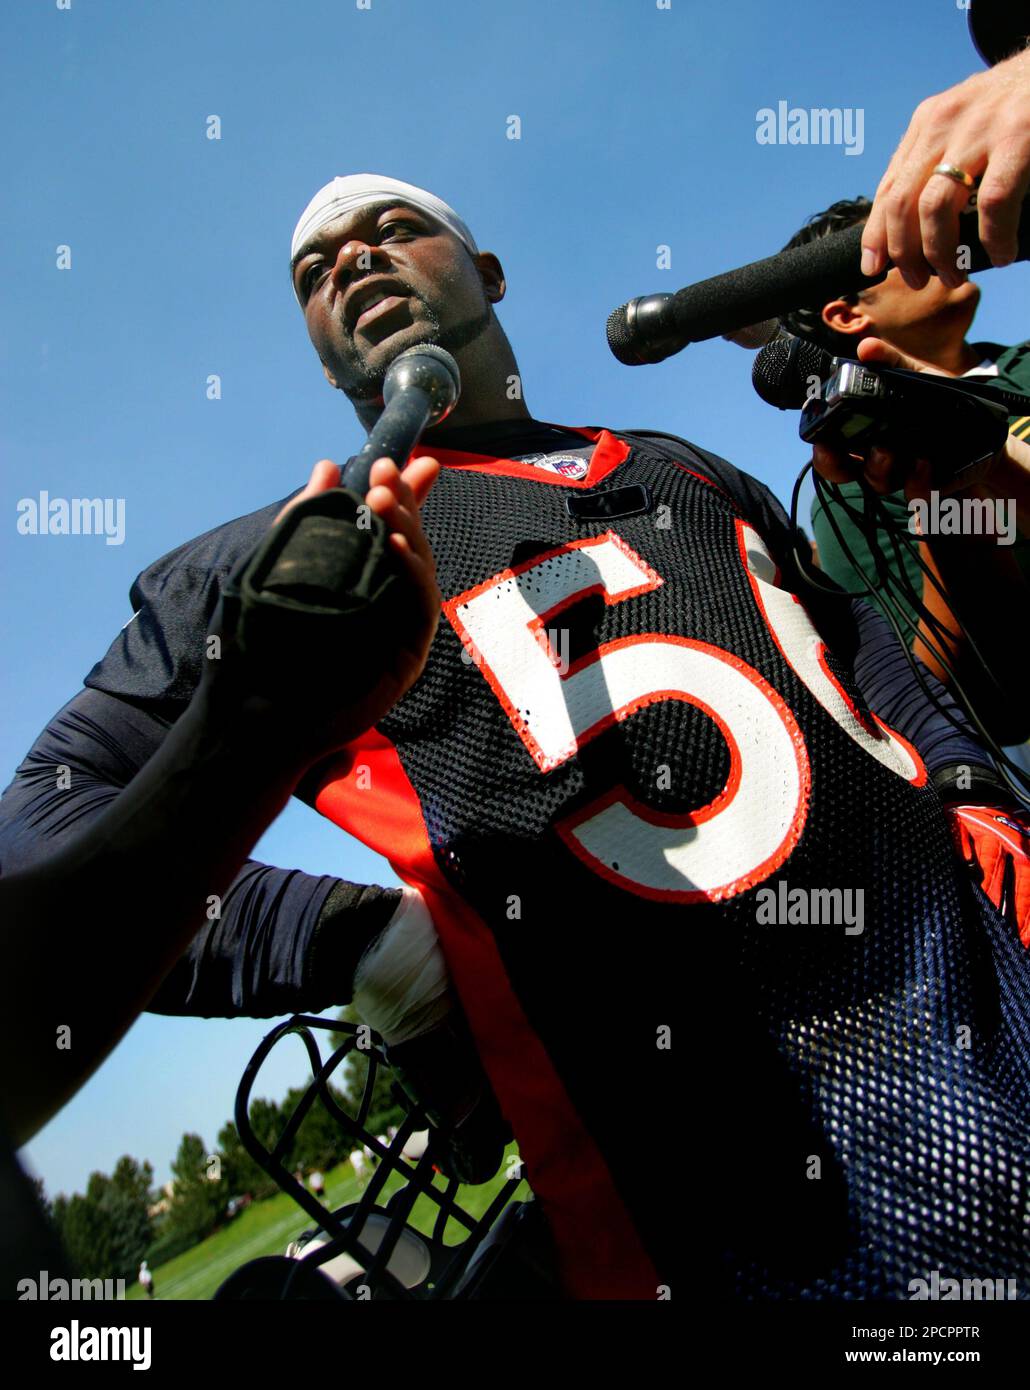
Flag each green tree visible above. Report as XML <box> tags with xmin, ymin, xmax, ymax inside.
<box><xmin>246</xmin><ymin>1097</ymin><xmax>284</xmax><ymax>1157</ymax></box>
<box><xmin>50</xmin><ymin>1191</ymin><xmax>68</xmax><ymax>1235</ymax></box>
<box><xmin>280</xmin><ymin>1083</ymin><xmax>355</xmax><ymax>1173</ymax></box>
<box><xmin>48</xmin><ymin>1158</ymin><xmax>154</xmax><ymax>1281</ymax></box>
<box><xmin>165</xmin><ymin>1133</ymin><xmax>226</xmax><ymax>1244</ymax></box>
<box><xmin>331</xmin><ymin>1005</ymin><xmax>405</xmax><ymax>1139</ymax></box>
<box><xmin>54</xmin><ymin>1185</ymin><xmax>115</xmax><ymax>1278</ymax></box>
<box><xmin>103</xmin><ymin>1157</ymin><xmax>154</xmax><ymax>1278</ymax></box>
<box><xmin>216</xmin><ymin>1120</ymin><xmax>277</xmax><ymax>1201</ymax></box>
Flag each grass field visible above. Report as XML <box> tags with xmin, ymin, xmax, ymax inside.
<box><xmin>126</xmin><ymin>1146</ymin><xmax>528</xmax><ymax>1301</ymax></box>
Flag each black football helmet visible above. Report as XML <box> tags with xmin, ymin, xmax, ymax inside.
<box><xmin>213</xmin><ymin>1014</ymin><xmax>564</xmax><ymax>1301</ymax></box>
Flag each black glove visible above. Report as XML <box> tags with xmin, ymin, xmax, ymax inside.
<box><xmin>217</xmin><ymin>486</ymin><xmax>408</xmax><ymax>705</ymax></box>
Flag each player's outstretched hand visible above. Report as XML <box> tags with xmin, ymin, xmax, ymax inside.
<box><xmin>861</xmin><ymin>48</ymin><xmax>1030</xmax><ymax>290</ymax></box>
<box><xmin>809</xmin><ymin>336</ymin><xmax>1006</xmax><ymax>502</ymax></box>
<box><xmin>208</xmin><ymin>454</ymin><xmax>441</xmax><ymax>767</ymax></box>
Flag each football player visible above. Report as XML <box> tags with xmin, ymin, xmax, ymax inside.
<box><xmin>2</xmin><ymin>174</ymin><xmax>1029</xmax><ymax>1300</ymax></box>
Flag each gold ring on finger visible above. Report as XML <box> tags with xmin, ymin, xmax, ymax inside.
<box><xmin>931</xmin><ymin>163</ymin><xmax>976</xmax><ymax>189</ymax></box>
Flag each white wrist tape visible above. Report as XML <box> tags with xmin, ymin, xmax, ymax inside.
<box><xmin>352</xmin><ymin>887</ymin><xmax>452</xmax><ymax>1046</ymax></box>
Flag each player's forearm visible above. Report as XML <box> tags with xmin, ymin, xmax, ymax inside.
<box><xmin>0</xmin><ymin>686</ymin><xmax>313</xmax><ymax>1146</ymax></box>
<box><xmin>0</xmin><ymin>687</ymin><xmax>345</xmax><ymax>1024</ymax></box>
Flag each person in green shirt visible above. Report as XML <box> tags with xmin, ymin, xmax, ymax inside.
<box><xmin>778</xmin><ymin>196</ymin><xmax>1030</xmax><ymax>759</ymax></box>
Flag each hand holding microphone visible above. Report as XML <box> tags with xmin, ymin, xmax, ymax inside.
<box><xmin>759</xmin><ymin>333</ymin><xmax>1018</xmax><ymax>502</ymax></box>
<box><xmin>862</xmin><ymin>14</ymin><xmax>1030</xmax><ymax>289</ymax></box>
<box><xmin>206</xmin><ymin>453</ymin><xmax>440</xmax><ymax>768</ymax></box>
<box><xmin>606</xmin><ymin>3</ymin><xmax>1030</xmax><ymax>364</ymax></box>
<box><xmin>607</xmin><ymin>195</ymin><xmax>1030</xmax><ymax>366</ymax></box>
<box><xmin>752</xmin><ymin>331</ymin><xmax>1021</xmax><ymax>498</ymax></box>
<box><xmin>207</xmin><ymin>343</ymin><xmax>460</xmax><ymax>768</ymax></box>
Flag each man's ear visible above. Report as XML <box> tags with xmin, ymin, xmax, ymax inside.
<box><xmin>320</xmin><ymin>357</ymin><xmax>340</xmax><ymax>389</ymax></box>
<box><xmin>474</xmin><ymin>252</ymin><xmax>507</xmax><ymax>305</ymax></box>
<box><xmin>822</xmin><ymin>297</ymin><xmax>873</xmax><ymax>339</ymax></box>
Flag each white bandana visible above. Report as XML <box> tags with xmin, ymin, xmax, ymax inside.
<box><xmin>290</xmin><ymin>173</ymin><xmax>479</xmax><ymax>301</ymax></box>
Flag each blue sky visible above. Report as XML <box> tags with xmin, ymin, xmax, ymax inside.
<box><xmin>4</xmin><ymin>0</ymin><xmax>1029</xmax><ymax>1199</ymax></box>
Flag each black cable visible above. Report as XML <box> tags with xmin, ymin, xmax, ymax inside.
<box><xmin>811</xmin><ymin>478</ymin><xmax>982</xmax><ymax>658</ymax></box>
<box><xmin>811</xmin><ymin>476</ymin><xmax>1030</xmax><ymax>803</ymax></box>
<box><xmin>812</xmin><ymin>476</ymin><xmax>1011</xmax><ymax>682</ymax></box>
<box><xmin>789</xmin><ymin>463</ymin><xmax>1030</xmax><ymax>804</ymax></box>
<box><xmin>812</xmin><ymin>475</ymin><xmax>984</xmax><ymax>681</ymax></box>
<box><xmin>806</xmin><ymin>478</ymin><xmax>956</xmax><ymax>674</ymax></box>
<box><xmin>807</xmin><ymin>474</ymin><xmax>1000</xmax><ymax>734</ymax></box>
<box><xmin>803</xmin><ymin>474</ymin><xmax>975</xmax><ymax>706</ymax></box>
<box><xmin>815</xmin><ymin>477</ymin><xmax>1020</xmax><ymax>738</ymax></box>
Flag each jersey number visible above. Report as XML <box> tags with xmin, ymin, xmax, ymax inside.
<box><xmin>443</xmin><ymin>523</ymin><xmax>923</xmax><ymax>903</ymax></box>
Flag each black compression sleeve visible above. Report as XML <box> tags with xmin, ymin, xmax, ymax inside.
<box><xmin>848</xmin><ymin>597</ymin><xmax>994</xmax><ymax>781</ymax></box>
<box><xmin>0</xmin><ymin>687</ymin><xmax>374</xmax><ymax>1018</ymax></box>
<box><xmin>304</xmin><ymin>880</ymin><xmax>403</xmax><ymax>1002</ymax></box>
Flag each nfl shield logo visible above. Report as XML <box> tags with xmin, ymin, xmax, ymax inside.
<box><xmin>547</xmin><ymin>454</ymin><xmax>589</xmax><ymax>480</ymax></box>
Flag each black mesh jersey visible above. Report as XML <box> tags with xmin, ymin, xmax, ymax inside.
<box><xmin>19</xmin><ymin>417</ymin><xmax>1026</xmax><ymax>1299</ymax></box>
<box><xmin>311</xmin><ymin>424</ymin><xmax>1030</xmax><ymax>1300</ymax></box>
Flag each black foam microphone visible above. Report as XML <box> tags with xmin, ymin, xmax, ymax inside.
<box><xmin>752</xmin><ymin>332</ymin><xmax>1030</xmax><ymax>416</ymax></box>
<box><xmin>606</xmin><ymin>194</ymin><xmax>1030</xmax><ymax>366</ymax></box>
<box><xmin>219</xmin><ymin>345</ymin><xmax>460</xmax><ymax>703</ymax></box>
<box><xmin>343</xmin><ymin>344</ymin><xmax>461</xmax><ymax>496</ymax></box>
<box><xmin>753</xmin><ymin>335</ymin><xmax>838</xmax><ymax>409</ymax></box>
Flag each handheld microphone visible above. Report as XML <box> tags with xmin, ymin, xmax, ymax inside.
<box><xmin>798</xmin><ymin>360</ymin><xmax>1011</xmax><ymax>485</ymax></box>
<box><xmin>343</xmin><ymin>344</ymin><xmax>461</xmax><ymax>496</ymax></box>
<box><xmin>753</xmin><ymin>332</ymin><xmax>1030</xmax><ymax>417</ymax></box>
<box><xmin>752</xmin><ymin>333</ymin><xmax>837</xmax><ymax>409</ymax></box>
<box><xmin>606</xmin><ymin>194</ymin><xmax>1030</xmax><ymax>366</ymax></box>
<box><xmin>748</xmin><ymin>333</ymin><xmax>1028</xmax><ymax>485</ymax></box>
